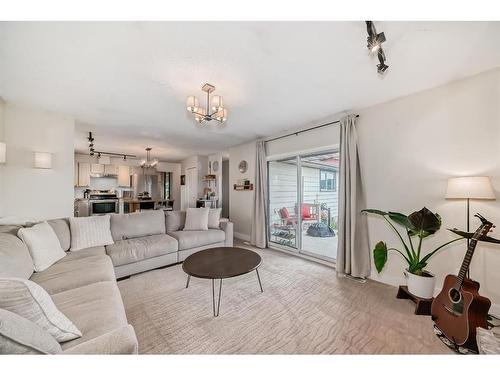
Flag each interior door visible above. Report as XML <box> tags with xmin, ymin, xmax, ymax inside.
<box><xmin>186</xmin><ymin>167</ymin><xmax>198</xmax><ymax>208</ymax></box>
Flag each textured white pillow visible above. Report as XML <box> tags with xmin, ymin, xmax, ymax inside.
<box><xmin>69</xmin><ymin>215</ymin><xmax>114</xmax><ymax>251</ymax></box>
<box><xmin>0</xmin><ymin>277</ymin><xmax>81</xmax><ymax>343</ymax></box>
<box><xmin>183</xmin><ymin>208</ymin><xmax>209</xmax><ymax>231</ymax></box>
<box><xmin>17</xmin><ymin>222</ymin><xmax>66</xmax><ymax>272</ymax></box>
<box><xmin>208</xmin><ymin>208</ymin><xmax>222</xmax><ymax>229</ymax></box>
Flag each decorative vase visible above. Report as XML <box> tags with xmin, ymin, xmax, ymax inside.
<box><xmin>404</xmin><ymin>269</ymin><xmax>436</xmax><ymax>299</ymax></box>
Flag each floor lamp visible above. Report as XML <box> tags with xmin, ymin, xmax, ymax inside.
<box><xmin>445</xmin><ymin>176</ymin><xmax>496</xmax><ymax>278</ymax></box>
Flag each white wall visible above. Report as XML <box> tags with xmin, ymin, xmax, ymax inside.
<box><xmin>229</xmin><ymin>141</ymin><xmax>256</xmax><ymax>240</ymax></box>
<box><xmin>357</xmin><ymin>68</ymin><xmax>500</xmax><ymax>312</ymax></box>
<box><xmin>0</xmin><ymin>103</ymin><xmax>75</xmax><ymax>219</ymax></box>
<box><xmin>0</xmin><ymin>99</ymin><xmax>5</xmax><ymax>215</ymax></box>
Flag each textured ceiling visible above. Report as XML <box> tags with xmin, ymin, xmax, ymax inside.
<box><xmin>1</xmin><ymin>21</ymin><xmax>500</xmax><ymax>161</ymax></box>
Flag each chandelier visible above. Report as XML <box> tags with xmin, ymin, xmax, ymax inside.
<box><xmin>186</xmin><ymin>83</ymin><xmax>228</xmax><ymax>124</ymax></box>
<box><xmin>140</xmin><ymin>147</ymin><xmax>158</xmax><ymax>169</ymax></box>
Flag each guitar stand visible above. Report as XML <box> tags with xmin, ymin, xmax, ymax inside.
<box><xmin>433</xmin><ymin>325</ymin><xmax>477</xmax><ymax>354</ymax></box>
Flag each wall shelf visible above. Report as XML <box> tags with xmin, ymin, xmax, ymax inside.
<box><xmin>233</xmin><ymin>184</ymin><xmax>253</xmax><ymax>191</ymax></box>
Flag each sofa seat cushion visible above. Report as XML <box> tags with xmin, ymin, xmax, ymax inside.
<box><xmin>105</xmin><ymin>234</ymin><xmax>178</xmax><ymax>267</ymax></box>
<box><xmin>167</xmin><ymin>229</ymin><xmax>225</xmax><ymax>250</ymax></box>
<box><xmin>57</xmin><ymin>246</ymin><xmax>106</xmax><ymax>263</ymax></box>
<box><xmin>30</xmin><ymin>255</ymin><xmax>115</xmax><ymax>295</ymax></box>
<box><xmin>51</xmin><ymin>281</ymin><xmax>128</xmax><ymax>350</ymax></box>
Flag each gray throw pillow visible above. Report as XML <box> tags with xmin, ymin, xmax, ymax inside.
<box><xmin>165</xmin><ymin>211</ymin><xmax>186</xmax><ymax>232</ymax></box>
<box><xmin>208</xmin><ymin>208</ymin><xmax>222</xmax><ymax>229</ymax></box>
<box><xmin>0</xmin><ymin>277</ymin><xmax>82</xmax><ymax>343</ymax></box>
<box><xmin>184</xmin><ymin>208</ymin><xmax>209</xmax><ymax>231</ymax></box>
<box><xmin>17</xmin><ymin>222</ymin><xmax>66</xmax><ymax>272</ymax></box>
<box><xmin>0</xmin><ymin>308</ymin><xmax>62</xmax><ymax>354</ymax></box>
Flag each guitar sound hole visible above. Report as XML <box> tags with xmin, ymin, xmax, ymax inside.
<box><xmin>448</xmin><ymin>288</ymin><xmax>462</xmax><ymax>303</ymax></box>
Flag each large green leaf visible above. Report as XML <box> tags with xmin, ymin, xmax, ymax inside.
<box><xmin>408</xmin><ymin>207</ymin><xmax>441</xmax><ymax>238</ymax></box>
<box><xmin>387</xmin><ymin>211</ymin><xmax>412</xmax><ymax>229</ymax></box>
<box><xmin>361</xmin><ymin>209</ymin><xmax>388</xmax><ymax>216</ymax></box>
<box><xmin>373</xmin><ymin>241</ymin><xmax>388</xmax><ymax>273</ymax></box>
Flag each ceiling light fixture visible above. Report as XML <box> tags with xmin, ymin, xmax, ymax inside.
<box><xmin>140</xmin><ymin>147</ymin><xmax>158</xmax><ymax>169</ymax></box>
<box><xmin>87</xmin><ymin>132</ymin><xmax>136</xmax><ymax>160</ymax></box>
<box><xmin>365</xmin><ymin>21</ymin><xmax>389</xmax><ymax>74</ymax></box>
<box><xmin>186</xmin><ymin>83</ymin><xmax>228</xmax><ymax>124</ymax></box>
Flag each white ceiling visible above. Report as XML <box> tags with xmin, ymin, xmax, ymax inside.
<box><xmin>1</xmin><ymin>21</ymin><xmax>500</xmax><ymax>161</ymax></box>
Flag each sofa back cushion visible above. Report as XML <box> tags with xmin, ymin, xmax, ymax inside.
<box><xmin>0</xmin><ymin>225</ymin><xmax>22</xmax><ymax>235</ymax></box>
<box><xmin>0</xmin><ymin>233</ymin><xmax>34</xmax><ymax>279</ymax></box>
<box><xmin>0</xmin><ymin>308</ymin><xmax>62</xmax><ymax>354</ymax></box>
<box><xmin>165</xmin><ymin>210</ymin><xmax>186</xmax><ymax>232</ymax></box>
<box><xmin>47</xmin><ymin>219</ymin><xmax>71</xmax><ymax>251</ymax></box>
<box><xmin>110</xmin><ymin>211</ymin><xmax>166</xmax><ymax>241</ymax></box>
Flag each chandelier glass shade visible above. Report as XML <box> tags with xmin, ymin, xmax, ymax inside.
<box><xmin>140</xmin><ymin>147</ymin><xmax>158</xmax><ymax>169</ymax></box>
<box><xmin>186</xmin><ymin>83</ymin><xmax>228</xmax><ymax>124</ymax></box>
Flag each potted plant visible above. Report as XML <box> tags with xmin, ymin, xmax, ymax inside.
<box><xmin>362</xmin><ymin>207</ymin><xmax>464</xmax><ymax>299</ymax></box>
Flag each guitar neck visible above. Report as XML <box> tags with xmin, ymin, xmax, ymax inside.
<box><xmin>455</xmin><ymin>238</ymin><xmax>478</xmax><ymax>288</ymax></box>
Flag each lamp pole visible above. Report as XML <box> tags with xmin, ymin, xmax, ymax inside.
<box><xmin>466</xmin><ymin>197</ymin><xmax>470</xmax><ymax>279</ymax></box>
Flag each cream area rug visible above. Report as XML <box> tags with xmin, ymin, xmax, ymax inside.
<box><xmin>118</xmin><ymin>244</ymin><xmax>449</xmax><ymax>354</ymax></box>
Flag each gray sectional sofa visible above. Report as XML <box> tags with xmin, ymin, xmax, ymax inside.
<box><xmin>0</xmin><ymin>210</ymin><xmax>234</xmax><ymax>354</ymax></box>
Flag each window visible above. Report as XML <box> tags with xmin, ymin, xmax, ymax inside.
<box><xmin>164</xmin><ymin>172</ymin><xmax>171</xmax><ymax>199</ymax></box>
<box><xmin>320</xmin><ymin>169</ymin><xmax>336</xmax><ymax>191</ymax></box>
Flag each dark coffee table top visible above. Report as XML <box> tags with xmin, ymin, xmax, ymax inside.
<box><xmin>182</xmin><ymin>247</ymin><xmax>262</xmax><ymax>279</ymax></box>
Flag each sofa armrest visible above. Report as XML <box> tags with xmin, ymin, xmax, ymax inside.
<box><xmin>62</xmin><ymin>325</ymin><xmax>138</xmax><ymax>355</ymax></box>
<box><xmin>220</xmin><ymin>221</ymin><xmax>234</xmax><ymax>247</ymax></box>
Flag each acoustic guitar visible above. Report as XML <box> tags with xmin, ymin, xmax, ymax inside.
<box><xmin>431</xmin><ymin>214</ymin><xmax>493</xmax><ymax>352</ymax></box>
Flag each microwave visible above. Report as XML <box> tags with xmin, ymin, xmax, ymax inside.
<box><xmin>89</xmin><ymin>199</ymin><xmax>119</xmax><ymax>216</ymax></box>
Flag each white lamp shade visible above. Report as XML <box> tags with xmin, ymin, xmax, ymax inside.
<box><xmin>186</xmin><ymin>96</ymin><xmax>199</xmax><ymax>112</ymax></box>
<box><xmin>211</xmin><ymin>95</ymin><xmax>223</xmax><ymax>111</ymax></box>
<box><xmin>34</xmin><ymin>152</ymin><xmax>52</xmax><ymax>169</ymax></box>
<box><xmin>446</xmin><ymin>176</ymin><xmax>496</xmax><ymax>200</ymax></box>
<box><xmin>0</xmin><ymin>142</ymin><xmax>5</xmax><ymax>163</ymax></box>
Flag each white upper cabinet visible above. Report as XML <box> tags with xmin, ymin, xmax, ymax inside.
<box><xmin>90</xmin><ymin>163</ymin><xmax>104</xmax><ymax>175</ymax></box>
<box><xmin>118</xmin><ymin>165</ymin><xmax>130</xmax><ymax>187</ymax></box>
<box><xmin>77</xmin><ymin>163</ymin><xmax>91</xmax><ymax>187</ymax></box>
<box><xmin>104</xmin><ymin>164</ymin><xmax>118</xmax><ymax>176</ymax></box>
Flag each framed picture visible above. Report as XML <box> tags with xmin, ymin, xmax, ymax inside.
<box><xmin>180</xmin><ymin>174</ymin><xmax>185</xmax><ymax>185</ymax></box>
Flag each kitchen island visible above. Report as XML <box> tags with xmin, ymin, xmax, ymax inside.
<box><xmin>121</xmin><ymin>198</ymin><xmax>173</xmax><ymax>213</ymax></box>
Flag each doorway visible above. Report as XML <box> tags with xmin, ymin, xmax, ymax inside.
<box><xmin>268</xmin><ymin>150</ymin><xmax>339</xmax><ymax>262</ymax></box>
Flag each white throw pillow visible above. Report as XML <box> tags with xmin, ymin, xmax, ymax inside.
<box><xmin>183</xmin><ymin>208</ymin><xmax>209</xmax><ymax>231</ymax></box>
<box><xmin>0</xmin><ymin>277</ymin><xmax>82</xmax><ymax>343</ymax></box>
<box><xmin>208</xmin><ymin>208</ymin><xmax>222</xmax><ymax>229</ymax></box>
<box><xmin>69</xmin><ymin>215</ymin><xmax>114</xmax><ymax>251</ymax></box>
<box><xmin>17</xmin><ymin>222</ymin><xmax>66</xmax><ymax>272</ymax></box>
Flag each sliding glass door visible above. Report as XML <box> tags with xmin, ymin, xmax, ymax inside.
<box><xmin>268</xmin><ymin>158</ymin><xmax>299</xmax><ymax>250</ymax></box>
<box><xmin>268</xmin><ymin>151</ymin><xmax>339</xmax><ymax>262</ymax></box>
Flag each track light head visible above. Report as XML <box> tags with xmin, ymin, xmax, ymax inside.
<box><xmin>377</xmin><ymin>63</ymin><xmax>389</xmax><ymax>74</ymax></box>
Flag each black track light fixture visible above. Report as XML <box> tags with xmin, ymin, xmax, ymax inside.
<box><xmin>365</xmin><ymin>21</ymin><xmax>389</xmax><ymax>75</ymax></box>
<box><xmin>86</xmin><ymin>131</ymin><xmax>136</xmax><ymax>160</ymax></box>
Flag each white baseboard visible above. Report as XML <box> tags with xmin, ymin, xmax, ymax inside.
<box><xmin>234</xmin><ymin>232</ymin><xmax>251</xmax><ymax>242</ymax></box>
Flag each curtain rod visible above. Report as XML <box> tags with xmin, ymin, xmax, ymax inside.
<box><xmin>264</xmin><ymin>114</ymin><xmax>359</xmax><ymax>143</ymax></box>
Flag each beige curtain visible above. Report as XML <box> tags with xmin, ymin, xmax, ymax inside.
<box><xmin>251</xmin><ymin>140</ymin><xmax>268</xmax><ymax>248</ymax></box>
<box><xmin>337</xmin><ymin>115</ymin><xmax>370</xmax><ymax>278</ymax></box>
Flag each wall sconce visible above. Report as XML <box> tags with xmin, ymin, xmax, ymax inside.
<box><xmin>0</xmin><ymin>142</ymin><xmax>5</xmax><ymax>164</ymax></box>
<box><xmin>33</xmin><ymin>152</ymin><xmax>52</xmax><ymax>169</ymax></box>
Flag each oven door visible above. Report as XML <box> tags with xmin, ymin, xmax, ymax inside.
<box><xmin>90</xmin><ymin>200</ymin><xmax>118</xmax><ymax>215</ymax></box>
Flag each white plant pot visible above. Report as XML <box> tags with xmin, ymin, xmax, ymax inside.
<box><xmin>404</xmin><ymin>269</ymin><xmax>435</xmax><ymax>299</ymax></box>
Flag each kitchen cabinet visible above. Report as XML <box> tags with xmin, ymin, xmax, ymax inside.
<box><xmin>104</xmin><ymin>164</ymin><xmax>118</xmax><ymax>176</ymax></box>
<box><xmin>90</xmin><ymin>163</ymin><xmax>105</xmax><ymax>175</ymax></box>
<box><xmin>118</xmin><ymin>165</ymin><xmax>130</xmax><ymax>187</ymax></box>
<box><xmin>77</xmin><ymin>163</ymin><xmax>91</xmax><ymax>187</ymax></box>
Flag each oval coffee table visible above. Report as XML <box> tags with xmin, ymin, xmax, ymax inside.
<box><xmin>182</xmin><ymin>247</ymin><xmax>263</xmax><ymax>317</ymax></box>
